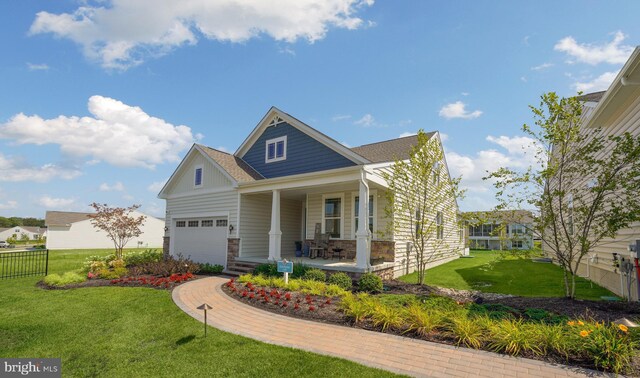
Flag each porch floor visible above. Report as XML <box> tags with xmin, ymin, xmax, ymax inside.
<box><xmin>234</xmin><ymin>255</ymin><xmax>394</xmax><ymax>273</ymax></box>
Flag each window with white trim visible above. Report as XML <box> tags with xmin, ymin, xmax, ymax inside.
<box><xmin>436</xmin><ymin>211</ymin><xmax>444</xmax><ymax>240</ymax></box>
<box><xmin>188</xmin><ymin>220</ymin><xmax>199</xmax><ymax>227</ymax></box>
<box><xmin>176</xmin><ymin>221</ymin><xmax>186</xmax><ymax>227</ymax></box>
<box><xmin>354</xmin><ymin>195</ymin><xmax>374</xmax><ymax>236</ymax></box>
<box><xmin>323</xmin><ymin>196</ymin><xmax>342</xmax><ymax>238</ymax></box>
<box><xmin>201</xmin><ymin>220</ymin><xmax>213</xmax><ymax>227</ymax></box>
<box><xmin>512</xmin><ymin>240</ymin><xmax>523</xmax><ymax>249</ymax></box>
<box><xmin>194</xmin><ymin>165</ymin><xmax>203</xmax><ymax>187</ymax></box>
<box><xmin>265</xmin><ymin>136</ymin><xmax>287</xmax><ymax>163</ymax></box>
<box><xmin>216</xmin><ymin>219</ymin><xmax>228</xmax><ymax>227</ymax></box>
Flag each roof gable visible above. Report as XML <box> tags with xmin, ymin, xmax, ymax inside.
<box><xmin>235</xmin><ymin>107</ymin><xmax>368</xmax><ymax>165</ymax></box>
<box><xmin>46</xmin><ymin>211</ymin><xmax>92</xmax><ymax>226</ymax></box>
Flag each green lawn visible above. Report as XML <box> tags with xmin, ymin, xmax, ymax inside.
<box><xmin>0</xmin><ymin>249</ymin><xmax>399</xmax><ymax>377</ymax></box>
<box><xmin>399</xmin><ymin>250</ymin><xmax>616</xmax><ymax>300</ymax></box>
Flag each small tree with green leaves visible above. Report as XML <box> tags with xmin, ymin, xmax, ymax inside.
<box><xmin>487</xmin><ymin>92</ymin><xmax>640</xmax><ymax>298</ymax></box>
<box><xmin>88</xmin><ymin>203</ymin><xmax>147</xmax><ymax>260</ymax></box>
<box><xmin>382</xmin><ymin>130</ymin><xmax>464</xmax><ymax>285</ymax></box>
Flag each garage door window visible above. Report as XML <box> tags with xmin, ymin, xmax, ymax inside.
<box><xmin>188</xmin><ymin>220</ymin><xmax>199</xmax><ymax>227</ymax></box>
<box><xmin>216</xmin><ymin>219</ymin><xmax>228</xmax><ymax>227</ymax></box>
<box><xmin>201</xmin><ymin>220</ymin><xmax>213</xmax><ymax>227</ymax></box>
<box><xmin>176</xmin><ymin>221</ymin><xmax>186</xmax><ymax>227</ymax></box>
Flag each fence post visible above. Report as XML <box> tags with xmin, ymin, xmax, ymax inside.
<box><xmin>45</xmin><ymin>249</ymin><xmax>49</xmax><ymax>276</ymax></box>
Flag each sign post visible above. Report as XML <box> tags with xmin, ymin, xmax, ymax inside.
<box><xmin>277</xmin><ymin>259</ymin><xmax>294</xmax><ymax>284</ymax></box>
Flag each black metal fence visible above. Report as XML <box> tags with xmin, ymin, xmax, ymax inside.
<box><xmin>0</xmin><ymin>249</ymin><xmax>48</xmax><ymax>279</ymax></box>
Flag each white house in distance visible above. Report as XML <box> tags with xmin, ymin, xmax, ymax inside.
<box><xmin>464</xmin><ymin>210</ymin><xmax>534</xmax><ymax>250</ymax></box>
<box><xmin>158</xmin><ymin>107</ymin><xmax>464</xmax><ymax>278</ymax></box>
<box><xmin>45</xmin><ymin>210</ymin><xmax>165</xmax><ymax>250</ymax></box>
<box><xmin>0</xmin><ymin>226</ymin><xmax>45</xmax><ymax>241</ymax></box>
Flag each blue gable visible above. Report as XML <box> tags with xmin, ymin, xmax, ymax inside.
<box><xmin>240</xmin><ymin>122</ymin><xmax>357</xmax><ymax>178</ymax></box>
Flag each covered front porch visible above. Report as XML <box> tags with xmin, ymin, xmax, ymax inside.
<box><xmin>231</xmin><ymin>166</ymin><xmax>396</xmax><ymax>276</ymax></box>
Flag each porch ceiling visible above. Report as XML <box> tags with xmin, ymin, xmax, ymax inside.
<box><xmin>241</xmin><ymin>180</ymin><xmax>387</xmax><ymax>200</ymax></box>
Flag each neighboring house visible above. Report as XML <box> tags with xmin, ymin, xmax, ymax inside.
<box><xmin>563</xmin><ymin>47</ymin><xmax>640</xmax><ymax>301</ymax></box>
<box><xmin>0</xmin><ymin>226</ymin><xmax>45</xmax><ymax>241</ymax></box>
<box><xmin>45</xmin><ymin>211</ymin><xmax>164</xmax><ymax>250</ymax></box>
<box><xmin>159</xmin><ymin>107</ymin><xmax>464</xmax><ymax>278</ymax></box>
<box><xmin>464</xmin><ymin>210</ymin><xmax>534</xmax><ymax>250</ymax></box>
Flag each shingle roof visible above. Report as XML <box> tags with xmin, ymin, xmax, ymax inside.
<box><xmin>198</xmin><ymin>145</ymin><xmax>264</xmax><ymax>183</ymax></box>
<box><xmin>579</xmin><ymin>91</ymin><xmax>606</xmax><ymax>102</ymax></box>
<box><xmin>21</xmin><ymin>226</ymin><xmax>44</xmax><ymax>233</ymax></box>
<box><xmin>350</xmin><ymin>132</ymin><xmax>436</xmax><ymax>163</ymax></box>
<box><xmin>45</xmin><ymin>211</ymin><xmax>92</xmax><ymax>226</ymax></box>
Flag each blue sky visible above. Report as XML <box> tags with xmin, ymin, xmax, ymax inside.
<box><xmin>0</xmin><ymin>1</ymin><xmax>638</xmax><ymax>218</ymax></box>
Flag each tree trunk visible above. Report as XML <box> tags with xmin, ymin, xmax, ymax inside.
<box><xmin>562</xmin><ymin>268</ymin><xmax>571</xmax><ymax>298</ymax></box>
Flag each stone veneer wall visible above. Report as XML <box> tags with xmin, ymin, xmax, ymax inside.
<box><xmin>162</xmin><ymin>236</ymin><xmax>170</xmax><ymax>260</ymax></box>
<box><xmin>226</xmin><ymin>238</ymin><xmax>241</xmax><ymax>271</ymax></box>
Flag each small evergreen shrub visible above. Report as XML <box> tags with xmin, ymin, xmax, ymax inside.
<box><xmin>197</xmin><ymin>263</ymin><xmax>224</xmax><ymax>274</ymax></box>
<box><xmin>253</xmin><ymin>263</ymin><xmax>279</xmax><ymax>277</ymax></box>
<box><xmin>44</xmin><ymin>272</ymin><xmax>87</xmax><ymax>286</ymax></box>
<box><xmin>303</xmin><ymin>268</ymin><xmax>326</xmax><ymax>282</ymax></box>
<box><xmin>327</xmin><ymin>272</ymin><xmax>352</xmax><ymax>290</ymax></box>
<box><xmin>358</xmin><ymin>273</ymin><xmax>383</xmax><ymax>292</ymax></box>
<box><xmin>123</xmin><ymin>249</ymin><xmax>162</xmax><ymax>266</ymax></box>
<box><xmin>291</xmin><ymin>262</ymin><xmax>311</xmax><ymax>279</ymax></box>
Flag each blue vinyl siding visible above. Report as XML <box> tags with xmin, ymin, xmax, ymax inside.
<box><xmin>241</xmin><ymin>122</ymin><xmax>356</xmax><ymax>178</ymax></box>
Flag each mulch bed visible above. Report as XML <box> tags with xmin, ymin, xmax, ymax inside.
<box><xmin>222</xmin><ymin>279</ymin><xmax>640</xmax><ymax>376</ymax></box>
<box><xmin>37</xmin><ymin>273</ymin><xmax>211</xmax><ymax>291</ymax></box>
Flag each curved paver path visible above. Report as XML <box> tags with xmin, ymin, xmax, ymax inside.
<box><xmin>173</xmin><ymin>277</ymin><xmax>607</xmax><ymax>378</ymax></box>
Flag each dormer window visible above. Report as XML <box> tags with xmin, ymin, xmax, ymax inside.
<box><xmin>194</xmin><ymin>165</ymin><xmax>203</xmax><ymax>187</ymax></box>
<box><xmin>265</xmin><ymin>136</ymin><xmax>287</xmax><ymax>163</ymax></box>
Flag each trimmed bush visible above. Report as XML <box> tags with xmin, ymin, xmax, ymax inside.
<box><xmin>358</xmin><ymin>273</ymin><xmax>383</xmax><ymax>293</ymax></box>
<box><xmin>197</xmin><ymin>263</ymin><xmax>224</xmax><ymax>274</ymax></box>
<box><xmin>303</xmin><ymin>268</ymin><xmax>326</xmax><ymax>282</ymax></box>
<box><xmin>291</xmin><ymin>262</ymin><xmax>311</xmax><ymax>279</ymax></box>
<box><xmin>253</xmin><ymin>263</ymin><xmax>279</xmax><ymax>277</ymax></box>
<box><xmin>327</xmin><ymin>272</ymin><xmax>352</xmax><ymax>290</ymax></box>
<box><xmin>123</xmin><ymin>249</ymin><xmax>162</xmax><ymax>266</ymax></box>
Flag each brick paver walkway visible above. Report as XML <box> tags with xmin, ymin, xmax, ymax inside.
<box><xmin>173</xmin><ymin>277</ymin><xmax>608</xmax><ymax>378</ymax></box>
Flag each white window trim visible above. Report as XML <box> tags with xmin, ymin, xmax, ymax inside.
<box><xmin>194</xmin><ymin>164</ymin><xmax>204</xmax><ymax>188</ymax></box>
<box><xmin>321</xmin><ymin>193</ymin><xmax>344</xmax><ymax>239</ymax></box>
<box><xmin>265</xmin><ymin>135</ymin><xmax>287</xmax><ymax>163</ymax></box>
<box><xmin>351</xmin><ymin>190</ymin><xmax>377</xmax><ymax>240</ymax></box>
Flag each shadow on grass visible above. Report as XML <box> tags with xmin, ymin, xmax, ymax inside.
<box><xmin>175</xmin><ymin>335</ymin><xmax>196</xmax><ymax>346</ymax></box>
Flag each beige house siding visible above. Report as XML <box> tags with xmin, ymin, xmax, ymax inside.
<box><xmin>164</xmin><ymin>153</ymin><xmax>233</xmax><ymax>195</ymax></box>
<box><xmin>238</xmin><ymin>193</ymin><xmax>271</xmax><ymax>258</ymax></box>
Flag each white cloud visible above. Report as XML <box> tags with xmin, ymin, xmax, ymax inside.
<box><xmin>36</xmin><ymin>196</ymin><xmax>77</xmax><ymax>210</ymax></box>
<box><xmin>147</xmin><ymin>180</ymin><xmax>167</xmax><ymax>193</ymax></box>
<box><xmin>0</xmin><ymin>153</ymin><xmax>81</xmax><ymax>183</ymax></box>
<box><xmin>332</xmin><ymin>114</ymin><xmax>351</xmax><ymax>122</ymax></box>
<box><xmin>99</xmin><ymin>182</ymin><xmax>125</xmax><ymax>192</ymax></box>
<box><xmin>0</xmin><ymin>95</ymin><xmax>198</xmax><ymax>169</ymax></box>
<box><xmin>554</xmin><ymin>31</ymin><xmax>633</xmax><ymax>65</ymax></box>
<box><xmin>29</xmin><ymin>0</ymin><xmax>374</xmax><ymax>70</ymax></box>
<box><xmin>520</xmin><ymin>76</ymin><xmax>527</xmax><ymax>83</ymax></box>
<box><xmin>354</xmin><ymin>113</ymin><xmax>376</xmax><ymax>127</ymax></box>
<box><xmin>572</xmin><ymin>71</ymin><xmax>618</xmax><ymax>93</ymax></box>
<box><xmin>0</xmin><ymin>201</ymin><xmax>18</xmax><ymax>210</ymax></box>
<box><xmin>122</xmin><ymin>194</ymin><xmax>134</xmax><ymax>201</ymax></box>
<box><xmin>461</xmin><ymin>92</ymin><xmax>469</xmax><ymax>96</ymax></box>
<box><xmin>27</xmin><ymin>63</ymin><xmax>49</xmax><ymax>71</ymax></box>
<box><xmin>438</xmin><ymin>101</ymin><xmax>482</xmax><ymax>120</ymax></box>
<box><xmin>531</xmin><ymin>62</ymin><xmax>554</xmax><ymax>71</ymax></box>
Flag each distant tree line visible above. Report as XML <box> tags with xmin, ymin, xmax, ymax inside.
<box><xmin>0</xmin><ymin>217</ymin><xmax>45</xmax><ymax>228</ymax></box>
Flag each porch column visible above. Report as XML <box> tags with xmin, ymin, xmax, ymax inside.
<box><xmin>355</xmin><ymin>175</ymin><xmax>371</xmax><ymax>270</ymax></box>
<box><xmin>268</xmin><ymin>189</ymin><xmax>282</xmax><ymax>261</ymax></box>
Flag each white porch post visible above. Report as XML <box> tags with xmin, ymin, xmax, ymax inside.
<box><xmin>268</xmin><ymin>189</ymin><xmax>282</xmax><ymax>261</ymax></box>
<box><xmin>356</xmin><ymin>174</ymin><xmax>371</xmax><ymax>270</ymax></box>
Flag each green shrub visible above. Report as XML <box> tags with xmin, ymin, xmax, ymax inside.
<box><xmin>286</xmin><ymin>280</ymin><xmax>301</xmax><ymax>291</ymax></box>
<box><xmin>197</xmin><ymin>263</ymin><xmax>224</xmax><ymax>274</ymax></box>
<box><xmin>268</xmin><ymin>277</ymin><xmax>287</xmax><ymax>288</ymax></box>
<box><xmin>538</xmin><ymin>323</ymin><xmax>572</xmax><ymax>358</ymax></box>
<box><xmin>123</xmin><ymin>249</ymin><xmax>162</xmax><ymax>266</ymax></box>
<box><xmin>127</xmin><ymin>254</ymin><xmax>199</xmax><ymax>276</ymax></box>
<box><xmin>358</xmin><ymin>273</ymin><xmax>383</xmax><ymax>293</ymax></box>
<box><xmin>325</xmin><ymin>284</ymin><xmax>348</xmax><ymax>297</ymax></box>
<box><xmin>421</xmin><ymin>295</ymin><xmax>461</xmax><ymax>313</ymax></box>
<box><xmin>370</xmin><ymin>302</ymin><xmax>405</xmax><ymax>332</ymax></box>
<box><xmin>98</xmin><ymin>267</ymin><xmax>128</xmax><ymax>279</ymax></box>
<box><xmin>327</xmin><ymin>272</ymin><xmax>352</xmax><ymax>290</ymax></box>
<box><xmin>299</xmin><ymin>279</ymin><xmax>327</xmax><ymax>295</ymax></box>
<box><xmin>487</xmin><ymin>319</ymin><xmax>542</xmax><ymax>356</ymax></box>
<box><xmin>44</xmin><ymin>272</ymin><xmax>87</xmax><ymax>287</ymax></box>
<box><xmin>303</xmin><ymin>268</ymin><xmax>326</xmax><ymax>282</ymax></box>
<box><xmin>469</xmin><ymin>303</ymin><xmax>516</xmax><ymax>320</ymax></box>
<box><xmin>253</xmin><ymin>263</ymin><xmax>279</xmax><ymax>277</ymax></box>
<box><xmin>576</xmin><ymin>321</ymin><xmax>638</xmax><ymax>374</ymax></box>
<box><xmin>339</xmin><ymin>293</ymin><xmax>370</xmax><ymax>323</ymax></box>
<box><xmin>447</xmin><ymin>315</ymin><xmax>487</xmax><ymax>349</ymax></box>
<box><xmin>291</xmin><ymin>262</ymin><xmax>311</xmax><ymax>279</ymax></box>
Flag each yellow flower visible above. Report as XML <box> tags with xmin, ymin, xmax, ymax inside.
<box><xmin>577</xmin><ymin>320</ymin><xmax>584</xmax><ymax>326</ymax></box>
<box><xmin>567</xmin><ymin>321</ymin><xmax>576</xmax><ymax>326</ymax></box>
<box><xmin>618</xmin><ymin>324</ymin><xmax>628</xmax><ymax>333</ymax></box>
<box><xmin>580</xmin><ymin>330</ymin><xmax>590</xmax><ymax>337</ymax></box>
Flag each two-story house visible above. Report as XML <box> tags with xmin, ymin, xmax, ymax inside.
<box><xmin>158</xmin><ymin>107</ymin><xmax>464</xmax><ymax>279</ymax></box>
<box><xmin>465</xmin><ymin>210</ymin><xmax>534</xmax><ymax>250</ymax></box>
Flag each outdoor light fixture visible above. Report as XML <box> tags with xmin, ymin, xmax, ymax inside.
<box><xmin>197</xmin><ymin>303</ymin><xmax>212</xmax><ymax>336</ymax></box>
<box><xmin>164</xmin><ymin>227</ymin><xmax>169</xmax><ymax>232</ymax></box>
<box><xmin>228</xmin><ymin>224</ymin><xmax>234</xmax><ymax>232</ymax></box>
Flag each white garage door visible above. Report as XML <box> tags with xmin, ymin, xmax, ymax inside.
<box><xmin>173</xmin><ymin>217</ymin><xmax>228</xmax><ymax>267</ymax></box>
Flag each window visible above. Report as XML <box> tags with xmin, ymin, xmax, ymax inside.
<box><xmin>188</xmin><ymin>220</ymin><xmax>199</xmax><ymax>227</ymax></box>
<box><xmin>512</xmin><ymin>240</ymin><xmax>523</xmax><ymax>249</ymax></box>
<box><xmin>176</xmin><ymin>221</ymin><xmax>186</xmax><ymax>228</ymax></box>
<box><xmin>265</xmin><ymin>136</ymin><xmax>287</xmax><ymax>163</ymax></box>
<box><xmin>194</xmin><ymin>165</ymin><xmax>203</xmax><ymax>187</ymax></box>
<box><xmin>216</xmin><ymin>219</ymin><xmax>228</xmax><ymax>227</ymax></box>
<box><xmin>510</xmin><ymin>224</ymin><xmax>525</xmax><ymax>235</ymax></box>
<box><xmin>201</xmin><ymin>220</ymin><xmax>213</xmax><ymax>227</ymax></box>
<box><xmin>433</xmin><ymin>162</ymin><xmax>440</xmax><ymax>185</ymax></box>
<box><xmin>323</xmin><ymin>196</ymin><xmax>342</xmax><ymax>238</ymax></box>
<box><xmin>354</xmin><ymin>195</ymin><xmax>374</xmax><ymax>236</ymax></box>
<box><xmin>436</xmin><ymin>211</ymin><xmax>444</xmax><ymax>240</ymax></box>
